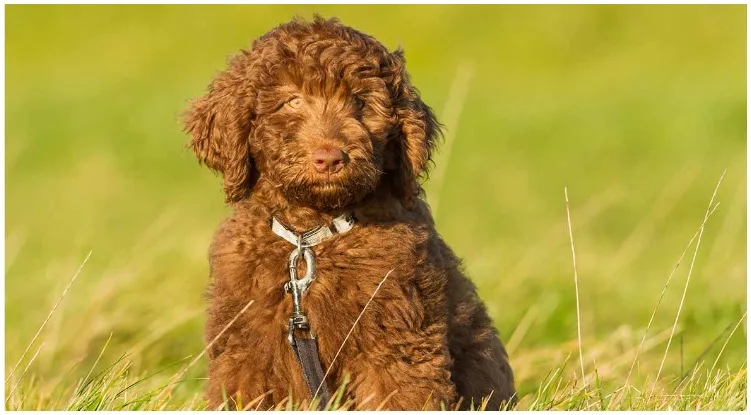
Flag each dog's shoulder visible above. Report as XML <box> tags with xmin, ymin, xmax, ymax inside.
<box><xmin>206</xmin><ymin>201</ymin><xmax>292</xmax><ymax>289</ymax></box>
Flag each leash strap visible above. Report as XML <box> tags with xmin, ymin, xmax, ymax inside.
<box><xmin>291</xmin><ymin>337</ymin><xmax>332</xmax><ymax>409</ymax></box>
<box><xmin>271</xmin><ymin>213</ymin><xmax>355</xmax><ymax>408</ymax></box>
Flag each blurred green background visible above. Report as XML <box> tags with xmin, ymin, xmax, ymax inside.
<box><xmin>5</xmin><ymin>4</ymin><xmax>746</xmax><ymax>406</ymax></box>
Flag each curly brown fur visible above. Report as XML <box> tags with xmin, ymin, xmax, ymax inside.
<box><xmin>184</xmin><ymin>16</ymin><xmax>515</xmax><ymax>410</ymax></box>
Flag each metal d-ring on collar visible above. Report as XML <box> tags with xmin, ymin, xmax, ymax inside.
<box><xmin>271</xmin><ymin>213</ymin><xmax>355</xmax><ymax>345</ymax></box>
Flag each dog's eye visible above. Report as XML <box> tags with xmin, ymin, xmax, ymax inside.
<box><xmin>287</xmin><ymin>97</ymin><xmax>303</xmax><ymax>109</ymax></box>
<box><xmin>353</xmin><ymin>97</ymin><xmax>365</xmax><ymax>110</ymax></box>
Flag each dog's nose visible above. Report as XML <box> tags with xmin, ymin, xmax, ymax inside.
<box><xmin>311</xmin><ymin>148</ymin><xmax>345</xmax><ymax>174</ymax></box>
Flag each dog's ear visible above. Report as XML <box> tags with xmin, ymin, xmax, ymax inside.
<box><xmin>385</xmin><ymin>49</ymin><xmax>442</xmax><ymax>208</ymax></box>
<box><xmin>183</xmin><ymin>54</ymin><xmax>255</xmax><ymax>204</ymax></box>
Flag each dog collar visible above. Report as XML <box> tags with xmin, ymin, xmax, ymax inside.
<box><xmin>271</xmin><ymin>212</ymin><xmax>355</xmax><ymax>248</ymax></box>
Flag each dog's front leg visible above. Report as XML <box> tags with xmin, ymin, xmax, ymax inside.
<box><xmin>343</xmin><ymin>322</ymin><xmax>457</xmax><ymax>410</ymax></box>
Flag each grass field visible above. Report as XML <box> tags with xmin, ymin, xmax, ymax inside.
<box><xmin>4</xmin><ymin>4</ymin><xmax>747</xmax><ymax>410</ymax></box>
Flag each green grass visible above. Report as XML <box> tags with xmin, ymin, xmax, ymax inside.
<box><xmin>5</xmin><ymin>4</ymin><xmax>746</xmax><ymax>410</ymax></box>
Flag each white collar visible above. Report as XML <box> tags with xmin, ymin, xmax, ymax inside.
<box><xmin>271</xmin><ymin>212</ymin><xmax>355</xmax><ymax>248</ymax></box>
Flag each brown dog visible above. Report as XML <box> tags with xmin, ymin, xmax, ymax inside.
<box><xmin>183</xmin><ymin>16</ymin><xmax>515</xmax><ymax>410</ymax></box>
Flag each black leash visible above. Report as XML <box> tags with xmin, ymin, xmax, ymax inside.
<box><xmin>285</xmin><ymin>245</ymin><xmax>331</xmax><ymax>409</ymax></box>
<box><xmin>272</xmin><ymin>214</ymin><xmax>355</xmax><ymax>409</ymax></box>
<box><xmin>290</xmin><ymin>336</ymin><xmax>332</xmax><ymax>408</ymax></box>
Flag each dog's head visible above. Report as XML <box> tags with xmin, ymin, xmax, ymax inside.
<box><xmin>184</xmin><ymin>16</ymin><xmax>440</xmax><ymax>211</ymax></box>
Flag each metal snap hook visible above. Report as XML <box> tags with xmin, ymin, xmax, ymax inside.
<box><xmin>287</xmin><ymin>246</ymin><xmax>316</xmax><ymax>293</ymax></box>
<box><xmin>285</xmin><ymin>246</ymin><xmax>317</xmax><ymax>345</ymax></box>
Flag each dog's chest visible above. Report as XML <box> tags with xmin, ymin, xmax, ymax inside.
<box><xmin>247</xmin><ymin>221</ymin><xmax>428</xmax><ymax>346</ymax></box>
<box><xmin>253</xmin><ymin>221</ymin><xmax>424</xmax><ymax>296</ymax></box>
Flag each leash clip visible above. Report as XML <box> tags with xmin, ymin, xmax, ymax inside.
<box><xmin>285</xmin><ymin>236</ymin><xmax>317</xmax><ymax>346</ymax></box>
